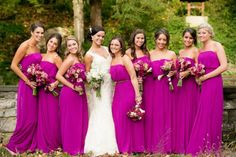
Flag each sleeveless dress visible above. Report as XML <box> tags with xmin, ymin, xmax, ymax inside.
<box><xmin>60</xmin><ymin>63</ymin><xmax>88</xmax><ymax>155</ymax></box>
<box><xmin>84</xmin><ymin>48</ymin><xmax>118</xmax><ymax>156</ymax></box>
<box><xmin>132</xmin><ymin>56</ymin><xmax>150</xmax><ymax>152</ymax></box>
<box><xmin>186</xmin><ymin>51</ymin><xmax>223</xmax><ymax>156</ymax></box>
<box><xmin>172</xmin><ymin>57</ymin><xmax>199</xmax><ymax>154</ymax></box>
<box><xmin>110</xmin><ymin>64</ymin><xmax>145</xmax><ymax>153</ymax></box>
<box><xmin>134</xmin><ymin>56</ymin><xmax>156</xmax><ymax>153</ymax></box>
<box><xmin>37</xmin><ymin>61</ymin><xmax>61</xmax><ymax>153</ymax></box>
<box><xmin>6</xmin><ymin>53</ymin><xmax>42</xmax><ymax>153</ymax></box>
<box><xmin>150</xmin><ymin>59</ymin><xmax>173</xmax><ymax>154</ymax></box>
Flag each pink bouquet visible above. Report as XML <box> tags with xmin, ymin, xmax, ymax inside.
<box><xmin>26</xmin><ymin>64</ymin><xmax>48</xmax><ymax>96</ymax></box>
<box><xmin>133</xmin><ymin>60</ymin><xmax>152</xmax><ymax>94</ymax></box>
<box><xmin>157</xmin><ymin>60</ymin><xmax>175</xmax><ymax>91</ymax></box>
<box><xmin>127</xmin><ymin>105</ymin><xmax>145</xmax><ymax>121</ymax></box>
<box><xmin>175</xmin><ymin>58</ymin><xmax>192</xmax><ymax>87</ymax></box>
<box><xmin>65</xmin><ymin>64</ymin><xmax>86</xmax><ymax>95</ymax></box>
<box><xmin>190</xmin><ymin>63</ymin><xmax>205</xmax><ymax>84</ymax></box>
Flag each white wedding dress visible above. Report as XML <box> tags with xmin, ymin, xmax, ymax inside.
<box><xmin>84</xmin><ymin>47</ymin><xmax>118</xmax><ymax>156</ymax></box>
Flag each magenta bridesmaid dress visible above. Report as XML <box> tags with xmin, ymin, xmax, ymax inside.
<box><xmin>172</xmin><ymin>57</ymin><xmax>199</xmax><ymax>154</ymax></box>
<box><xmin>186</xmin><ymin>51</ymin><xmax>223</xmax><ymax>156</ymax></box>
<box><xmin>59</xmin><ymin>63</ymin><xmax>88</xmax><ymax>155</ymax></box>
<box><xmin>132</xmin><ymin>56</ymin><xmax>154</xmax><ymax>153</ymax></box>
<box><xmin>110</xmin><ymin>64</ymin><xmax>145</xmax><ymax>154</ymax></box>
<box><xmin>37</xmin><ymin>61</ymin><xmax>61</xmax><ymax>153</ymax></box>
<box><xmin>149</xmin><ymin>59</ymin><xmax>173</xmax><ymax>154</ymax></box>
<box><xmin>6</xmin><ymin>53</ymin><xmax>42</xmax><ymax>153</ymax></box>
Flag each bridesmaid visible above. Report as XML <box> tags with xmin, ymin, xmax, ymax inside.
<box><xmin>109</xmin><ymin>36</ymin><xmax>142</xmax><ymax>154</ymax></box>
<box><xmin>6</xmin><ymin>22</ymin><xmax>44</xmax><ymax>155</ymax></box>
<box><xmin>37</xmin><ymin>33</ymin><xmax>62</xmax><ymax>153</ymax></box>
<box><xmin>149</xmin><ymin>28</ymin><xmax>176</xmax><ymax>154</ymax></box>
<box><xmin>186</xmin><ymin>23</ymin><xmax>227</xmax><ymax>156</ymax></box>
<box><xmin>56</xmin><ymin>36</ymin><xmax>88</xmax><ymax>156</ymax></box>
<box><xmin>126</xmin><ymin>29</ymin><xmax>148</xmax><ymax>152</ymax></box>
<box><xmin>172</xmin><ymin>28</ymin><xmax>199</xmax><ymax>154</ymax></box>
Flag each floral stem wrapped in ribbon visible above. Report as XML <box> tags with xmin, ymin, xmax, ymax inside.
<box><xmin>65</xmin><ymin>64</ymin><xmax>86</xmax><ymax>95</ymax></box>
<box><xmin>157</xmin><ymin>60</ymin><xmax>175</xmax><ymax>91</ymax></box>
<box><xmin>86</xmin><ymin>67</ymin><xmax>105</xmax><ymax>98</ymax></box>
<box><xmin>26</xmin><ymin>64</ymin><xmax>48</xmax><ymax>96</ymax></box>
<box><xmin>133</xmin><ymin>60</ymin><xmax>152</xmax><ymax>95</ymax></box>
<box><xmin>175</xmin><ymin>58</ymin><xmax>192</xmax><ymax>87</ymax></box>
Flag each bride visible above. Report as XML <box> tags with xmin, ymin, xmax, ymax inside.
<box><xmin>84</xmin><ymin>26</ymin><xmax>118</xmax><ymax>156</ymax></box>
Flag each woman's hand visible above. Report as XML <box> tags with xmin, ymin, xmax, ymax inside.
<box><xmin>25</xmin><ymin>80</ymin><xmax>37</xmax><ymax>89</ymax></box>
<box><xmin>199</xmin><ymin>75</ymin><xmax>207</xmax><ymax>83</ymax></box>
<box><xmin>135</xmin><ymin>95</ymin><xmax>142</xmax><ymax>106</ymax></box>
<box><xmin>48</xmin><ymin>81</ymin><xmax>58</xmax><ymax>91</ymax></box>
<box><xmin>179</xmin><ymin>70</ymin><xmax>190</xmax><ymax>79</ymax></box>
<box><xmin>167</xmin><ymin>71</ymin><xmax>176</xmax><ymax>77</ymax></box>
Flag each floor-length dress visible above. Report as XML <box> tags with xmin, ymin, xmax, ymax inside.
<box><xmin>84</xmin><ymin>49</ymin><xmax>118</xmax><ymax>156</ymax></box>
<box><xmin>186</xmin><ymin>51</ymin><xmax>223</xmax><ymax>156</ymax></box>
<box><xmin>37</xmin><ymin>61</ymin><xmax>61</xmax><ymax>153</ymax></box>
<box><xmin>110</xmin><ymin>64</ymin><xmax>145</xmax><ymax>153</ymax></box>
<box><xmin>133</xmin><ymin>56</ymin><xmax>150</xmax><ymax>152</ymax></box>
<box><xmin>149</xmin><ymin>59</ymin><xmax>173</xmax><ymax>154</ymax></box>
<box><xmin>6</xmin><ymin>53</ymin><xmax>42</xmax><ymax>153</ymax></box>
<box><xmin>60</xmin><ymin>63</ymin><xmax>88</xmax><ymax>156</ymax></box>
<box><xmin>172</xmin><ymin>57</ymin><xmax>199</xmax><ymax>154</ymax></box>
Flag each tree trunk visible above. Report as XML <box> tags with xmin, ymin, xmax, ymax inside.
<box><xmin>90</xmin><ymin>0</ymin><xmax>102</xmax><ymax>26</ymax></box>
<box><xmin>72</xmin><ymin>0</ymin><xmax>84</xmax><ymax>51</ymax></box>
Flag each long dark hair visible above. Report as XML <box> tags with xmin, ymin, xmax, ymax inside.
<box><xmin>128</xmin><ymin>29</ymin><xmax>148</xmax><ymax>59</ymax></box>
<box><xmin>183</xmin><ymin>28</ymin><xmax>197</xmax><ymax>46</ymax></box>
<box><xmin>87</xmin><ymin>26</ymin><xmax>105</xmax><ymax>42</ymax></box>
<box><xmin>30</xmin><ymin>22</ymin><xmax>45</xmax><ymax>32</ymax></box>
<box><xmin>108</xmin><ymin>36</ymin><xmax>126</xmax><ymax>58</ymax></box>
<box><xmin>46</xmin><ymin>33</ymin><xmax>62</xmax><ymax>54</ymax></box>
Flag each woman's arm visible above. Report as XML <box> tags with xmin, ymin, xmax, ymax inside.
<box><xmin>200</xmin><ymin>42</ymin><xmax>227</xmax><ymax>82</ymax></box>
<box><xmin>84</xmin><ymin>53</ymin><xmax>93</xmax><ymax>72</ymax></box>
<box><xmin>122</xmin><ymin>55</ymin><xmax>141</xmax><ymax>104</ymax></box>
<box><xmin>56</xmin><ymin>56</ymin><xmax>74</xmax><ymax>89</ymax></box>
<box><xmin>11</xmin><ymin>41</ymin><xmax>36</xmax><ymax>89</ymax></box>
<box><xmin>49</xmin><ymin>56</ymin><xmax>63</xmax><ymax>91</ymax></box>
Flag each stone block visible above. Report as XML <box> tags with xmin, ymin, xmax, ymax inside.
<box><xmin>0</xmin><ymin>107</ymin><xmax>16</xmax><ymax>118</ymax></box>
<box><xmin>224</xmin><ymin>100</ymin><xmax>236</xmax><ymax>110</ymax></box>
<box><xmin>228</xmin><ymin>110</ymin><xmax>236</xmax><ymax>123</ymax></box>
<box><xmin>0</xmin><ymin>92</ymin><xmax>16</xmax><ymax>99</ymax></box>
<box><xmin>0</xmin><ymin>117</ymin><xmax>16</xmax><ymax>132</ymax></box>
<box><xmin>0</xmin><ymin>99</ymin><xmax>16</xmax><ymax>109</ymax></box>
<box><xmin>223</xmin><ymin>111</ymin><xmax>229</xmax><ymax>123</ymax></box>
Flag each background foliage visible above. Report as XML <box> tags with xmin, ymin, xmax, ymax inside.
<box><xmin>0</xmin><ymin>0</ymin><xmax>236</xmax><ymax>84</ymax></box>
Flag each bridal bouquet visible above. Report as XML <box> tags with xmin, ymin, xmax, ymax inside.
<box><xmin>133</xmin><ymin>60</ymin><xmax>152</xmax><ymax>95</ymax></box>
<box><xmin>175</xmin><ymin>58</ymin><xmax>192</xmax><ymax>87</ymax></box>
<box><xmin>127</xmin><ymin>105</ymin><xmax>145</xmax><ymax>121</ymax></box>
<box><xmin>190</xmin><ymin>63</ymin><xmax>205</xmax><ymax>84</ymax></box>
<box><xmin>86</xmin><ymin>67</ymin><xmax>105</xmax><ymax>98</ymax></box>
<box><xmin>65</xmin><ymin>64</ymin><xmax>86</xmax><ymax>95</ymax></box>
<box><xmin>157</xmin><ymin>60</ymin><xmax>175</xmax><ymax>91</ymax></box>
<box><xmin>26</xmin><ymin>63</ymin><xmax>48</xmax><ymax>96</ymax></box>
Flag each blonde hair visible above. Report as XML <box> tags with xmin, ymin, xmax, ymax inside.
<box><xmin>65</xmin><ymin>35</ymin><xmax>83</xmax><ymax>61</ymax></box>
<box><xmin>198</xmin><ymin>23</ymin><xmax>215</xmax><ymax>38</ymax></box>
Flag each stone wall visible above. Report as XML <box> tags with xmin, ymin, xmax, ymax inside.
<box><xmin>0</xmin><ymin>85</ymin><xmax>236</xmax><ymax>142</ymax></box>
